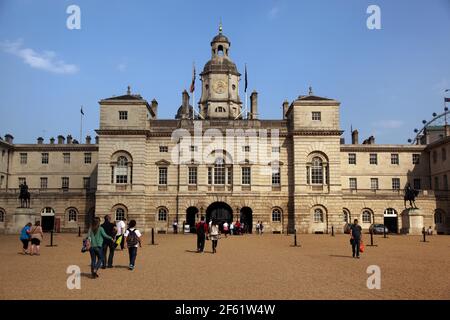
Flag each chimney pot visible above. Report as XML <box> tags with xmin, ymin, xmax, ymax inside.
<box><xmin>351</xmin><ymin>130</ymin><xmax>359</xmax><ymax>144</ymax></box>
<box><xmin>57</xmin><ymin>135</ymin><xmax>65</xmax><ymax>144</ymax></box>
<box><xmin>66</xmin><ymin>135</ymin><xmax>73</xmax><ymax>144</ymax></box>
<box><xmin>4</xmin><ymin>134</ymin><xmax>14</xmax><ymax>144</ymax></box>
<box><xmin>250</xmin><ymin>91</ymin><xmax>258</xmax><ymax>119</ymax></box>
<box><xmin>50</xmin><ymin>137</ymin><xmax>55</xmax><ymax>144</ymax></box>
<box><xmin>37</xmin><ymin>137</ymin><xmax>44</xmax><ymax>144</ymax></box>
<box><xmin>85</xmin><ymin>135</ymin><xmax>91</xmax><ymax>144</ymax></box>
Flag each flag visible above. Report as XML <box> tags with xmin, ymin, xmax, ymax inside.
<box><xmin>189</xmin><ymin>63</ymin><xmax>196</xmax><ymax>93</ymax></box>
<box><xmin>80</xmin><ymin>106</ymin><xmax>84</xmax><ymax>115</ymax></box>
<box><xmin>244</xmin><ymin>64</ymin><xmax>248</xmax><ymax>93</ymax></box>
<box><xmin>445</xmin><ymin>97</ymin><xmax>450</xmax><ymax>103</ymax></box>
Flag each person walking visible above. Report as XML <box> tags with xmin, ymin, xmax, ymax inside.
<box><xmin>101</xmin><ymin>215</ymin><xmax>116</xmax><ymax>269</ymax></box>
<box><xmin>210</xmin><ymin>219</ymin><xmax>220</xmax><ymax>253</ymax></box>
<box><xmin>223</xmin><ymin>221</ymin><xmax>229</xmax><ymax>238</ymax></box>
<box><xmin>115</xmin><ymin>218</ymin><xmax>126</xmax><ymax>250</ymax></box>
<box><xmin>196</xmin><ymin>216</ymin><xmax>208</xmax><ymax>253</ymax></box>
<box><xmin>29</xmin><ymin>221</ymin><xmax>44</xmax><ymax>256</ymax></box>
<box><xmin>124</xmin><ymin>220</ymin><xmax>142</xmax><ymax>270</ymax></box>
<box><xmin>350</xmin><ymin>219</ymin><xmax>362</xmax><ymax>259</ymax></box>
<box><xmin>256</xmin><ymin>221</ymin><xmax>260</xmax><ymax>235</ymax></box>
<box><xmin>87</xmin><ymin>217</ymin><xmax>113</xmax><ymax>278</ymax></box>
<box><xmin>229</xmin><ymin>221</ymin><xmax>234</xmax><ymax>235</ymax></box>
<box><xmin>173</xmin><ymin>220</ymin><xmax>178</xmax><ymax>234</ymax></box>
<box><xmin>19</xmin><ymin>222</ymin><xmax>32</xmax><ymax>255</ymax></box>
<box><xmin>260</xmin><ymin>221</ymin><xmax>264</xmax><ymax>235</ymax></box>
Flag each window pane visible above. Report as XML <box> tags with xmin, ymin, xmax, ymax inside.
<box><xmin>159</xmin><ymin>167</ymin><xmax>168</xmax><ymax>185</ymax></box>
<box><xmin>188</xmin><ymin>167</ymin><xmax>197</xmax><ymax>185</ymax></box>
<box><xmin>242</xmin><ymin>167</ymin><xmax>251</xmax><ymax>185</ymax></box>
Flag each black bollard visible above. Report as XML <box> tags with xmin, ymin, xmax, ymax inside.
<box><xmin>331</xmin><ymin>226</ymin><xmax>335</xmax><ymax>237</ymax></box>
<box><xmin>294</xmin><ymin>231</ymin><xmax>297</xmax><ymax>246</ymax></box>
<box><xmin>46</xmin><ymin>230</ymin><xmax>57</xmax><ymax>247</ymax></box>
<box><xmin>78</xmin><ymin>226</ymin><xmax>81</xmax><ymax>237</ymax></box>
<box><xmin>151</xmin><ymin>228</ymin><xmax>155</xmax><ymax>245</ymax></box>
<box><xmin>383</xmin><ymin>226</ymin><xmax>387</xmax><ymax>238</ymax></box>
<box><xmin>370</xmin><ymin>230</ymin><xmax>374</xmax><ymax>246</ymax></box>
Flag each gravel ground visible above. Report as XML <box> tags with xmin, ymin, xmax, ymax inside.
<box><xmin>0</xmin><ymin>233</ymin><xmax>449</xmax><ymax>300</ymax></box>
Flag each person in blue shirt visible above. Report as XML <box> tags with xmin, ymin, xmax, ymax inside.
<box><xmin>350</xmin><ymin>219</ymin><xmax>362</xmax><ymax>259</ymax></box>
<box><xmin>20</xmin><ymin>222</ymin><xmax>32</xmax><ymax>254</ymax></box>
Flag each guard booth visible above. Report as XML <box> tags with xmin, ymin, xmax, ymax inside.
<box><xmin>41</xmin><ymin>207</ymin><xmax>55</xmax><ymax>232</ymax></box>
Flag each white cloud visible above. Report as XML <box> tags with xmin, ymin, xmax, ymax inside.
<box><xmin>0</xmin><ymin>39</ymin><xmax>78</xmax><ymax>74</ymax></box>
<box><xmin>117</xmin><ymin>62</ymin><xmax>127</xmax><ymax>72</ymax></box>
<box><xmin>371</xmin><ymin>120</ymin><xmax>404</xmax><ymax>129</ymax></box>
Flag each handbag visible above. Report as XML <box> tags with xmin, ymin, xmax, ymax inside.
<box><xmin>349</xmin><ymin>238</ymin><xmax>354</xmax><ymax>245</ymax></box>
<box><xmin>81</xmin><ymin>238</ymin><xmax>91</xmax><ymax>253</ymax></box>
<box><xmin>359</xmin><ymin>241</ymin><xmax>365</xmax><ymax>253</ymax></box>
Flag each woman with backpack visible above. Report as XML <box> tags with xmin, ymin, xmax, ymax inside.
<box><xmin>87</xmin><ymin>217</ymin><xmax>113</xmax><ymax>278</ymax></box>
<box><xmin>124</xmin><ymin>220</ymin><xmax>142</xmax><ymax>270</ymax></box>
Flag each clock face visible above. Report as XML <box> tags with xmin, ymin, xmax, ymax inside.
<box><xmin>213</xmin><ymin>80</ymin><xmax>227</xmax><ymax>94</ymax></box>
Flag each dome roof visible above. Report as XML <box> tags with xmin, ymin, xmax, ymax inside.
<box><xmin>211</xmin><ymin>33</ymin><xmax>230</xmax><ymax>44</ymax></box>
<box><xmin>202</xmin><ymin>58</ymin><xmax>240</xmax><ymax>76</ymax></box>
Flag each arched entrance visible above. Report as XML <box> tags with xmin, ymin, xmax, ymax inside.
<box><xmin>384</xmin><ymin>208</ymin><xmax>398</xmax><ymax>233</ymax></box>
<box><xmin>206</xmin><ymin>202</ymin><xmax>233</xmax><ymax>226</ymax></box>
<box><xmin>41</xmin><ymin>207</ymin><xmax>55</xmax><ymax>232</ymax></box>
<box><xmin>240</xmin><ymin>207</ymin><xmax>253</xmax><ymax>234</ymax></box>
<box><xmin>186</xmin><ymin>207</ymin><xmax>199</xmax><ymax>233</ymax></box>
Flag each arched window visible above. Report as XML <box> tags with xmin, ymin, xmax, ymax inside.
<box><xmin>311</xmin><ymin>157</ymin><xmax>323</xmax><ymax>184</ymax></box>
<box><xmin>0</xmin><ymin>209</ymin><xmax>5</xmax><ymax>222</ymax></box>
<box><xmin>41</xmin><ymin>207</ymin><xmax>55</xmax><ymax>215</ymax></box>
<box><xmin>215</xmin><ymin>107</ymin><xmax>225</xmax><ymax>113</ymax></box>
<box><xmin>313</xmin><ymin>208</ymin><xmax>324</xmax><ymax>223</ymax></box>
<box><xmin>68</xmin><ymin>208</ymin><xmax>77</xmax><ymax>222</ymax></box>
<box><xmin>272</xmin><ymin>208</ymin><xmax>282</xmax><ymax>222</ymax></box>
<box><xmin>116</xmin><ymin>208</ymin><xmax>125</xmax><ymax>221</ymax></box>
<box><xmin>217</xmin><ymin>45</ymin><xmax>224</xmax><ymax>56</ymax></box>
<box><xmin>115</xmin><ymin>156</ymin><xmax>128</xmax><ymax>184</ymax></box>
<box><xmin>362</xmin><ymin>210</ymin><xmax>372</xmax><ymax>223</ymax></box>
<box><xmin>384</xmin><ymin>208</ymin><xmax>397</xmax><ymax>216</ymax></box>
<box><xmin>343</xmin><ymin>209</ymin><xmax>350</xmax><ymax>223</ymax></box>
<box><xmin>158</xmin><ymin>208</ymin><xmax>168</xmax><ymax>221</ymax></box>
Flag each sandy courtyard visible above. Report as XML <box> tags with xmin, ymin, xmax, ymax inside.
<box><xmin>0</xmin><ymin>232</ymin><xmax>449</xmax><ymax>300</ymax></box>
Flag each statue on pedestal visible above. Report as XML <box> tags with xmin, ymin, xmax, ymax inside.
<box><xmin>18</xmin><ymin>182</ymin><xmax>31</xmax><ymax>208</ymax></box>
<box><xmin>404</xmin><ymin>182</ymin><xmax>418</xmax><ymax>209</ymax></box>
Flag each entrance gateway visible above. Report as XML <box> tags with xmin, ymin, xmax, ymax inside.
<box><xmin>384</xmin><ymin>208</ymin><xmax>398</xmax><ymax>233</ymax></box>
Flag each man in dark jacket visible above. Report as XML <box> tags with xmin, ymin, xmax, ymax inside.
<box><xmin>350</xmin><ymin>219</ymin><xmax>362</xmax><ymax>259</ymax></box>
<box><xmin>101</xmin><ymin>215</ymin><xmax>116</xmax><ymax>268</ymax></box>
<box><xmin>196</xmin><ymin>216</ymin><xmax>208</xmax><ymax>253</ymax></box>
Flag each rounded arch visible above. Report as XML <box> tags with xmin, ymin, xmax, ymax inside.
<box><xmin>111</xmin><ymin>204</ymin><xmax>128</xmax><ymax>222</ymax></box>
<box><xmin>384</xmin><ymin>208</ymin><xmax>398</xmax><ymax>233</ymax></box>
<box><xmin>65</xmin><ymin>207</ymin><xmax>79</xmax><ymax>223</ymax></box>
<box><xmin>271</xmin><ymin>207</ymin><xmax>283</xmax><ymax>222</ymax></box>
<box><xmin>41</xmin><ymin>207</ymin><xmax>55</xmax><ymax>232</ymax></box>
<box><xmin>240</xmin><ymin>206</ymin><xmax>253</xmax><ymax>233</ymax></box>
<box><xmin>434</xmin><ymin>209</ymin><xmax>446</xmax><ymax>234</ymax></box>
<box><xmin>310</xmin><ymin>205</ymin><xmax>328</xmax><ymax>233</ymax></box>
<box><xmin>206</xmin><ymin>202</ymin><xmax>233</xmax><ymax>225</ymax></box>
<box><xmin>205</xmin><ymin>149</ymin><xmax>233</xmax><ymax>165</ymax></box>
<box><xmin>156</xmin><ymin>206</ymin><xmax>169</xmax><ymax>222</ymax></box>
<box><xmin>306</xmin><ymin>151</ymin><xmax>329</xmax><ymax>163</ymax></box>
<box><xmin>41</xmin><ymin>207</ymin><xmax>55</xmax><ymax>216</ymax></box>
<box><xmin>186</xmin><ymin>206</ymin><xmax>199</xmax><ymax>233</ymax></box>
<box><xmin>343</xmin><ymin>208</ymin><xmax>351</xmax><ymax>223</ymax></box>
<box><xmin>110</xmin><ymin>150</ymin><xmax>133</xmax><ymax>162</ymax></box>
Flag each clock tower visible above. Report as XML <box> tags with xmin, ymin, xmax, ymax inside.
<box><xmin>199</xmin><ymin>25</ymin><xmax>242</xmax><ymax>119</ymax></box>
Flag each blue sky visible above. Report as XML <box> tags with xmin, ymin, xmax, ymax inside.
<box><xmin>0</xmin><ymin>0</ymin><xmax>449</xmax><ymax>144</ymax></box>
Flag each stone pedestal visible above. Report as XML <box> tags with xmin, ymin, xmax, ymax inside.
<box><xmin>6</xmin><ymin>208</ymin><xmax>38</xmax><ymax>234</ymax></box>
<box><xmin>401</xmin><ymin>208</ymin><xmax>424</xmax><ymax>235</ymax></box>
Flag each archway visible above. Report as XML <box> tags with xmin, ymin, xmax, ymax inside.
<box><xmin>240</xmin><ymin>207</ymin><xmax>253</xmax><ymax>234</ymax></box>
<box><xmin>384</xmin><ymin>208</ymin><xmax>398</xmax><ymax>233</ymax></box>
<box><xmin>206</xmin><ymin>202</ymin><xmax>233</xmax><ymax>227</ymax></box>
<box><xmin>186</xmin><ymin>206</ymin><xmax>199</xmax><ymax>233</ymax></box>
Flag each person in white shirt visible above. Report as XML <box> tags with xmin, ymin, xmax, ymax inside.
<box><xmin>230</xmin><ymin>222</ymin><xmax>234</xmax><ymax>235</ymax></box>
<box><xmin>209</xmin><ymin>219</ymin><xmax>220</xmax><ymax>253</ymax></box>
<box><xmin>116</xmin><ymin>219</ymin><xmax>126</xmax><ymax>250</ymax></box>
<box><xmin>124</xmin><ymin>220</ymin><xmax>142</xmax><ymax>270</ymax></box>
<box><xmin>223</xmin><ymin>221</ymin><xmax>229</xmax><ymax>238</ymax></box>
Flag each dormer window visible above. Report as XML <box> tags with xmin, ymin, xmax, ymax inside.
<box><xmin>119</xmin><ymin>111</ymin><xmax>128</xmax><ymax>120</ymax></box>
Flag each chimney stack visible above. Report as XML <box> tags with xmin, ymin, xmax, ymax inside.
<box><xmin>95</xmin><ymin>136</ymin><xmax>99</xmax><ymax>144</ymax></box>
<box><xmin>282</xmin><ymin>100</ymin><xmax>289</xmax><ymax>119</ymax></box>
<box><xmin>351</xmin><ymin>130</ymin><xmax>359</xmax><ymax>144</ymax></box>
<box><xmin>369</xmin><ymin>136</ymin><xmax>375</xmax><ymax>144</ymax></box>
<box><xmin>57</xmin><ymin>135</ymin><xmax>65</xmax><ymax>144</ymax></box>
<box><xmin>4</xmin><ymin>134</ymin><xmax>13</xmax><ymax>144</ymax></box>
<box><xmin>250</xmin><ymin>91</ymin><xmax>258</xmax><ymax>119</ymax></box>
<box><xmin>182</xmin><ymin>90</ymin><xmax>190</xmax><ymax>118</ymax></box>
<box><xmin>66</xmin><ymin>135</ymin><xmax>73</xmax><ymax>144</ymax></box>
<box><xmin>151</xmin><ymin>99</ymin><xmax>158</xmax><ymax>118</ymax></box>
<box><xmin>37</xmin><ymin>137</ymin><xmax>44</xmax><ymax>144</ymax></box>
<box><xmin>85</xmin><ymin>135</ymin><xmax>91</xmax><ymax>144</ymax></box>
<box><xmin>50</xmin><ymin>137</ymin><xmax>55</xmax><ymax>144</ymax></box>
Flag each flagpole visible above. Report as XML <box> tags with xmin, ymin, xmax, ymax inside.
<box><xmin>80</xmin><ymin>106</ymin><xmax>83</xmax><ymax>142</ymax></box>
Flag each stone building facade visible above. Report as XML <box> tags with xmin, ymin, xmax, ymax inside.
<box><xmin>0</xmin><ymin>29</ymin><xmax>449</xmax><ymax>234</ymax></box>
